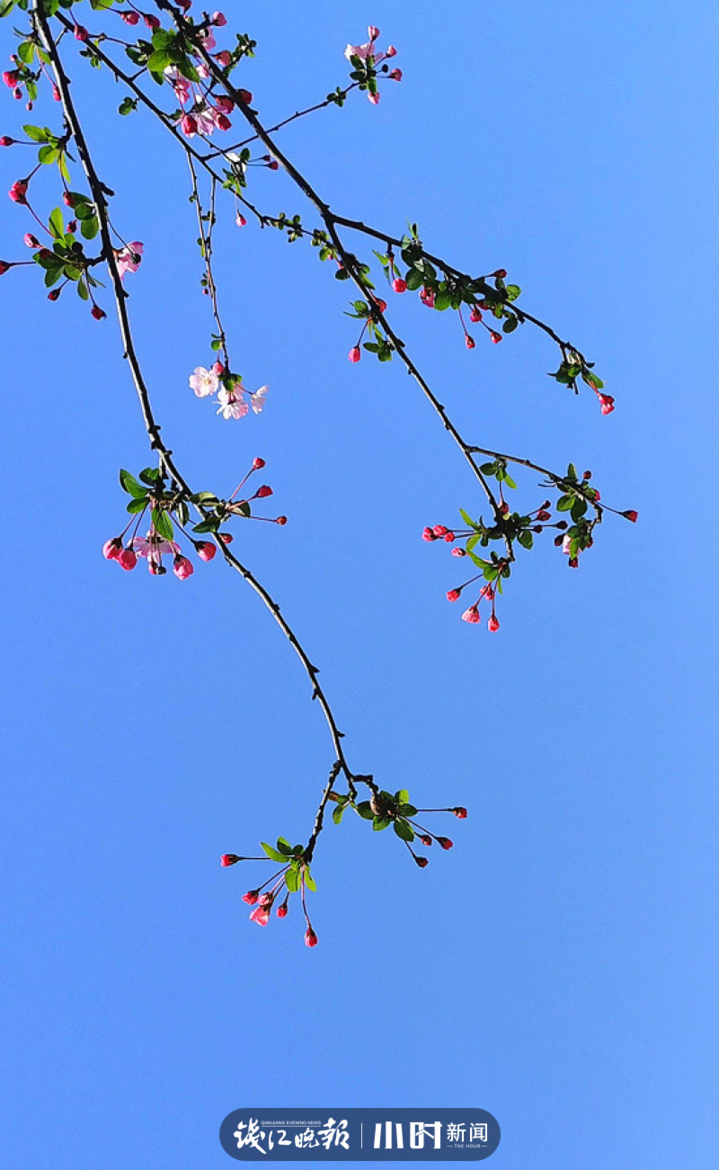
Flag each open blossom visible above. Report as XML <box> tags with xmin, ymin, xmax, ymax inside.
<box><xmin>189</xmin><ymin>366</ymin><xmax>220</xmax><ymax>398</ymax></box>
<box><xmin>134</xmin><ymin>532</ymin><xmax>180</xmax><ymax>560</ymax></box>
<box><xmin>217</xmin><ymin>385</ymin><xmax>249</xmax><ymax>420</ymax></box>
<box><xmin>116</xmin><ymin>241</ymin><xmax>143</xmax><ymax>279</ymax></box>
<box><xmin>251</xmin><ymin>385</ymin><xmax>268</xmax><ymax>414</ymax></box>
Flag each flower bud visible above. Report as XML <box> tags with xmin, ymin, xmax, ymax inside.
<box><xmin>103</xmin><ymin>537</ymin><xmax>123</xmax><ymax>561</ymax></box>
<box><xmin>91</xmin><ymin>305</ymin><xmax>106</xmax><ymax>321</ymax></box>
<box><xmin>415</xmin><ymin>855</ymin><xmax>429</xmax><ymax>868</ymax></box>
<box><xmin>446</xmin><ymin>589</ymin><xmax>460</xmax><ymax>603</ymax></box>
<box><xmin>220</xmin><ymin>853</ymin><xmax>240</xmax><ymax>866</ymax></box>
<box><xmin>118</xmin><ymin>547</ymin><xmax>137</xmax><ymax>571</ymax></box>
<box><xmin>0</xmin><ymin>136</ymin><xmax>13</xmax><ymax>147</ymax></box>
<box><xmin>242</xmin><ymin>890</ymin><xmax>259</xmax><ymax>904</ymax></box>
<box><xmin>438</xmin><ymin>837</ymin><xmax>454</xmax><ymax>850</ymax></box>
<box><xmin>470</xmin><ymin>306</ymin><xmax>483</xmax><ymax>322</ymax></box>
<box><xmin>47</xmin><ymin>289</ymin><xmax>60</xmax><ymax>301</ymax></box>
<box><xmin>421</xmin><ymin>526</ymin><xmax>435</xmax><ymax>542</ymax></box>
<box><xmin>598</xmin><ymin>393</ymin><xmax>615</xmax><ymax>415</ymax></box>
<box><xmin>392</xmin><ymin>277</ymin><xmax>407</xmax><ymax>293</ymax></box>
<box><xmin>461</xmin><ymin>606</ymin><xmax>480</xmax><ymax>625</ymax></box>
<box><xmin>213</xmin><ymin>11</ymin><xmax>228</xmax><ymax>25</ymax></box>
<box><xmin>465</xmin><ymin>334</ymin><xmax>476</xmax><ymax>349</ymax></box>
<box><xmin>252</xmin><ymin>456</ymin><xmax>266</xmax><ymax>469</ymax></box>
<box><xmin>181</xmin><ymin>114</ymin><xmax>197</xmax><ymax>136</ymax></box>
<box><xmin>63</xmin><ymin>191</ymin><xmax>75</xmax><ymax>207</ymax></box>
<box><xmin>121</xmin><ymin>11</ymin><xmax>140</xmax><ymax>24</ymax></box>
<box><xmin>219</xmin><ymin>532</ymin><xmax>233</xmax><ymax>544</ymax></box>
<box><xmin>195</xmin><ymin>541</ymin><xmax>216</xmax><ymax>562</ymax></box>
<box><xmin>74</xmin><ymin>24</ymin><xmax>89</xmax><ymax>41</ymax></box>
<box><xmin>386</xmin><ymin>45</ymin><xmax>397</xmax><ymax>57</ymax></box>
<box><xmin>23</xmin><ymin>232</ymin><xmax>39</xmax><ymax>248</ymax></box>
<box><xmin>493</xmin><ymin>269</ymin><xmax>507</xmax><ymax>278</ymax></box>
<box><xmin>452</xmin><ymin>807</ymin><xmax>468</xmax><ymax>819</ymax></box>
<box><xmin>389</xmin><ymin>68</ymin><xmax>402</xmax><ymax>81</ymax></box>
<box><xmin>304</xmin><ymin>927</ymin><xmax>318</xmax><ymax>947</ymax></box>
<box><xmin>419</xmin><ymin>834</ymin><xmax>432</xmax><ymax>847</ymax></box>
<box><xmin>249</xmin><ymin>904</ymin><xmax>271</xmax><ymax>926</ymax></box>
<box><xmin>490</xmin><ymin>331</ymin><xmax>502</xmax><ymax>344</ymax></box>
<box><xmin>238</xmin><ymin>89</ymin><xmax>253</xmax><ymax>105</ymax></box>
<box><xmin>0</xmin><ymin>261</ymin><xmax>10</xmax><ymax>275</ymax></box>
<box><xmin>623</xmin><ymin>509</ymin><xmax>639</xmax><ymax>523</ymax></box>
<box><xmin>348</xmin><ymin>346</ymin><xmax>361</xmax><ymax>363</ymax></box>
<box><xmin>2</xmin><ymin>71</ymin><xmax>18</xmax><ymax>88</ymax></box>
<box><xmin>276</xmin><ymin>902</ymin><xmax>288</xmax><ymax>918</ymax></box>
<box><xmin>144</xmin><ymin>14</ymin><xmax>160</xmax><ymax>29</ymax></box>
<box><xmin>255</xmin><ymin>485</ymin><xmax>272</xmax><ymax>498</ymax></box>
<box><xmin>488</xmin><ymin>615</ymin><xmax>500</xmax><ymax>633</ymax></box>
<box><xmin>451</xmin><ymin>547</ymin><xmax>465</xmax><ymax>557</ymax></box>
<box><xmin>236</xmin><ymin>213</ymin><xmax>247</xmax><ymax>227</ymax></box>
<box><xmin>8</xmin><ymin>180</ymin><xmax>27</xmax><ymax>203</ymax></box>
<box><xmin>215</xmin><ymin>112</ymin><xmax>231</xmax><ymax>131</ymax></box>
<box><xmin>276</xmin><ymin>516</ymin><xmax>287</xmax><ymax>526</ymax></box>
<box><xmin>173</xmin><ymin>555</ymin><xmax>194</xmax><ymax>580</ymax></box>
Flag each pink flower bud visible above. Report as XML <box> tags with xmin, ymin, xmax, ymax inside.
<box><xmin>389</xmin><ymin>68</ymin><xmax>402</xmax><ymax>81</ymax></box>
<box><xmin>419</xmin><ymin>834</ymin><xmax>432</xmax><ymax>847</ymax></box>
<box><xmin>461</xmin><ymin>605</ymin><xmax>480</xmax><ymax>624</ymax></box>
<box><xmin>8</xmin><ymin>180</ymin><xmax>27</xmax><ymax>204</ymax></box>
<box><xmin>276</xmin><ymin>902</ymin><xmax>288</xmax><ymax>918</ymax></box>
<box><xmin>348</xmin><ymin>346</ymin><xmax>362</xmax><ymax>363</ymax></box>
<box><xmin>52</xmin><ymin>84</ymin><xmax>60</xmax><ymax>101</ymax></box>
<box><xmin>446</xmin><ymin>589</ymin><xmax>460</xmax><ymax>603</ymax></box>
<box><xmin>144</xmin><ymin>14</ymin><xmax>160</xmax><ymax>29</ymax></box>
<box><xmin>432</xmin><ymin>525</ymin><xmax>448</xmax><ymax>536</ymax></box>
<box><xmin>181</xmin><ymin>114</ymin><xmax>197</xmax><ymax>136</ymax></box>
<box><xmin>213</xmin><ymin>11</ymin><xmax>227</xmax><ymax>25</ymax></box>
<box><xmin>23</xmin><ymin>232</ymin><xmax>39</xmax><ymax>248</ymax></box>
<box><xmin>236</xmin><ymin>213</ymin><xmax>247</xmax><ymax>227</ymax></box>
<box><xmin>0</xmin><ymin>136</ymin><xmax>13</xmax><ymax>147</ymax></box>
<box><xmin>598</xmin><ymin>393</ymin><xmax>615</xmax><ymax>415</ymax></box>
<box><xmin>415</xmin><ymin>855</ymin><xmax>429</xmax><ymax>868</ymax></box>
<box><xmin>392</xmin><ymin>277</ymin><xmax>407</xmax><ymax>293</ymax></box>
<box><xmin>74</xmin><ymin>23</ymin><xmax>89</xmax><ymax>41</ymax></box>
<box><xmin>493</xmin><ymin>268</ymin><xmax>507</xmax><ymax>278</ymax></box>
<box><xmin>2</xmin><ymin>71</ymin><xmax>18</xmax><ymax>88</ymax></box>
<box><xmin>173</xmin><ymin>555</ymin><xmax>194</xmax><ymax>580</ymax></box>
<box><xmin>63</xmin><ymin>191</ymin><xmax>75</xmax><ymax>207</ymax></box>
<box><xmin>438</xmin><ymin>837</ymin><xmax>453</xmax><ymax>850</ymax></box>
<box><xmin>568</xmin><ymin>556</ymin><xmax>579</xmax><ymax>569</ymax></box>
<box><xmin>195</xmin><ymin>541</ymin><xmax>216</xmax><ymax>562</ymax></box>
<box><xmin>368</xmin><ymin>24</ymin><xmax>380</xmax><ymax>39</ymax></box>
<box><xmin>220</xmin><ymin>853</ymin><xmax>240</xmax><ymax>866</ymax></box>
<box><xmin>118</xmin><ymin>547</ymin><xmax>137</xmax><ymax>571</ymax></box>
<box><xmin>249</xmin><ymin>904</ymin><xmax>270</xmax><ymax>925</ymax></box>
<box><xmin>215</xmin><ymin>51</ymin><xmax>232</xmax><ymax>68</ymax></box>
<box><xmin>0</xmin><ymin>261</ymin><xmax>10</xmax><ymax>275</ymax></box>
<box><xmin>444</xmin><ymin>531</ymin><xmax>455</xmax><ymax>542</ymax></box>
<box><xmin>252</xmin><ymin>457</ymin><xmax>266</xmax><ymax>469</ymax></box>
<box><xmin>47</xmin><ymin>289</ymin><xmax>60</xmax><ymax>301</ymax></box>
<box><xmin>242</xmin><ymin>890</ymin><xmax>259</xmax><ymax>904</ymax></box>
<box><xmin>276</xmin><ymin>515</ymin><xmax>288</xmax><ymax>526</ymax></box>
<box><xmin>304</xmin><ymin>927</ymin><xmax>318</xmax><ymax>947</ymax></box>
<box><xmin>453</xmin><ymin>807</ymin><xmax>468</xmax><ymax>819</ymax></box>
<box><xmin>490</xmin><ymin>331</ymin><xmax>502</xmax><ymax>344</ymax></box>
<box><xmin>451</xmin><ymin>547</ymin><xmax>465</xmax><ymax>557</ymax></box>
<box><xmin>67</xmin><ymin>220</ymin><xmax>77</xmax><ymax>233</ymax></box>
<box><xmin>103</xmin><ymin>537</ymin><xmax>123</xmax><ymax>561</ymax></box>
<box><xmin>215</xmin><ymin>96</ymin><xmax>234</xmax><ymax>113</ymax></box>
<box><xmin>420</xmin><ymin>286</ymin><xmax>435</xmax><ymax>308</ymax></box>
<box><xmin>465</xmin><ymin>334</ymin><xmax>476</xmax><ymax>349</ymax></box>
<box><xmin>470</xmin><ymin>306</ymin><xmax>483</xmax><ymax>323</ymax></box>
<box><xmin>385</xmin><ymin>45</ymin><xmax>397</xmax><ymax>57</ymax></box>
<box><xmin>212</xmin><ymin>361</ymin><xmax>224</xmax><ymax>375</ymax></box>
<box><xmin>256</xmin><ymin>485</ymin><xmax>272</xmax><ymax>498</ymax></box>
<box><xmin>421</xmin><ymin>526</ymin><xmax>435</xmax><ymax>542</ymax></box>
<box><xmin>215</xmin><ymin>112</ymin><xmax>231</xmax><ymax>130</ymax></box>
<box><xmin>91</xmin><ymin>305</ymin><xmax>106</xmax><ymax>321</ymax></box>
<box><xmin>623</xmin><ymin>509</ymin><xmax>639</xmax><ymax>523</ymax></box>
<box><xmin>488</xmin><ymin>615</ymin><xmax>500</xmax><ymax>633</ymax></box>
<box><xmin>219</xmin><ymin>532</ymin><xmax>233</xmax><ymax>544</ymax></box>
<box><xmin>121</xmin><ymin>11</ymin><xmax>140</xmax><ymax>24</ymax></box>
<box><xmin>367</xmin><ymin>92</ymin><xmax>380</xmax><ymax>105</ymax></box>
<box><xmin>238</xmin><ymin>89</ymin><xmax>253</xmax><ymax>104</ymax></box>
<box><xmin>373</xmin><ymin>298</ymin><xmax>387</xmax><ymax>313</ymax></box>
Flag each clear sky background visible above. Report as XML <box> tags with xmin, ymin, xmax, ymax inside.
<box><xmin>1</xmin><ymin>1</ymin><xmax>718</xmax><ymax>1167</ymax></box>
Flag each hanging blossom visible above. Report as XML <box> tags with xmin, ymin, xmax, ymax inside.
<box><xmin>189</xmin><ymin>361</ymin><xmax>268</xmax><ymax>421</ymax></box>
<box><xmin>115</xmin><ymin>241</ymin><xmax>143</xmax><ymax>279</ymax></box>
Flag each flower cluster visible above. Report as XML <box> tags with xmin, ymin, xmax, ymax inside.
<box><xmin>331</xmin><ymin>788</ymin><xmax>467</xmax><ymax>869</ymax></box>
<box><xmin>423</xmin><ymin>463</ymin><xmax>638</xmax><ymax>626</ymax></box>
<box><xmin>189</xmin><ymin>362</ymin><xmax>268</xmax><ymax>420</ymax></box>
<box><xmin>103</xmin><ymin>457</ymin><xmax>285</xmax><ymax>576</ymax></box>
<box><xmin>344</xmin><ymin>26</ymin><xmax>400</xmax><ymax>104</ymax></box>
<box><xmin>221</xmin><ymin>838</ymin><xmax>319</xmax><ymax>947</ymax></box>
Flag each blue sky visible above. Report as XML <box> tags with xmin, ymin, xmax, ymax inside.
<box><xmin>1</xmin><ymin>1</ymin><xmax>718</xmax><ymax>1167</ymax></box>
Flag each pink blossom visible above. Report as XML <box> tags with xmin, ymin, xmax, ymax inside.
<box><xmin>134</xmin><ymin>532</ymin><xmax>180</xmax><ymax>572</ymax></box>
<box><xmin>461</xmin><ymin>605</ymin><xmax>481</xmax><ymax>624</ymax></box>
<box><xmin>217</xmin><ymin>385</ymin><xmax>249</xmax><ymax>420</ymax></box>
<box><xmin>344</xmin><ymin>42</ymin><xmax>374</xmax><ymax>61</ymax></box>
<box><xmin>198</xmin><ymin>27</ymin><xmax>216</xmax><ymax>49</ymax></box>
<box><xmin>251</xmin><ymin>384</ymin><xmax>268</xmax><ymax>414</ymax></box>
<box><xmin>189</xmin><ymin>366</ymin><xmax>219</xmax><ymax>397</ymax></box>
<box><xmin>598</xmin><ymin>393</ymin><xmax>615</xmax><ymax>415</ymax></box>
<box><xmin>367</xmin><ymin>91</ymin><xmax>380</xmax><ymax>105</ymax></box>
<box><xmin>116</xmin><ymin>241</ymin><xmax>143</xmax><ymax>279</ymax></box>
<box><xmin>249</xmin><ymin>903</ymin><xmax>271</xmax><ymax>926</ymax></box>
<box><xmin>561</xmin><ymin>535</ymin><xmax>573</xmax><ymax>555</ymax></box>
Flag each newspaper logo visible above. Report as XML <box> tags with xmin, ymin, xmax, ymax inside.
<box><xmin>220</xmin><ymin>1108</ymin><xmax>500</xmax><ymax>1160</ymax></box>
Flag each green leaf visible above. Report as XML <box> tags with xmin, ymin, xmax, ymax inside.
<box><xmin>398</xmin><ymin>803</ymin><xmax>417</xmax><ymax>816</ymax></box>
<box><xmin>459</xmin><ymin>508</ymin><xmax>476</xmax><ymax>528</ymax></box>
<box><xmin>76</xmin><ymin>279</ymin><xmax>89</xmax><ymax>301</ymax></box>
<box><xmin>153</xmin><ymin>510</ymin><xmax>174</xmax><ymax>541</ymax></box>
<box><xmin>517</xmin><ymin>529</ymin><xmax>533</xmax><ymax>550</ymax></box>
<box><xmin>81</xmin><ymin>216</ymin><xmax>99</xmax><ymax>240</ymax></box>
<box><xmin>276</xmin><ymin>837</ymin><xmax>293</xmax><ymax>856</ymax></box>
<box><xmin>261</xmin><ymin>842</ymin><xmax>287</xmax><ymax>863</ymax></box>
<box><xmin>38</xmin><ymin>145</ymin><xmax>58</xmax><ymax>165</ymax></box>
<box><xmin>355</xmin><ymin>801</ymin><xmax>374</xmax><ymax>820</ymax></box>
<box><xmin>556</xmin><ymin>494</ymin><xmax>573</xmax><ymax>512</ymax></box>
<box><xmin>48</xmin><ymin>207</ymin><xmax>64</xmax><ymax>239</ymax></box>
<box><xmin>303</xmin><ymin>869</ymin><xmax>317</xmax><ymax>892</ymax></box>
<box><xmin>502</xmin><ymin>316</ymin><xmax>518</xmax><ymax>333</ymax></box>
<box><xmin>119</xmin><ymin>469</ymin><xmax>146</xmax><ymax>498</ymax></box>
<box><xmin>373</xmin><ymin>815</ymin><xmax>392</xmax><ymax>831</ymax></box>
<box><xmin>139</xmin><ymin>467</ymin><xmax>162</xmax><ymax>485</ymax></box>
<box><xmin>23</xmin><ymin>124</ymin><xmax>47</xmax><ymax>142</ymax></box>
<box><xmin>394</xmin><ymin>789</ymin><xmax>410</xmax><ymax>804</ymax></box>
<box><xmin>125</xmin><ymin>497</ymin><xmax>147</xmax><ymax>514</ymax></box>
<box><xmin>332</xmin><ymin>804</ymin><xmax>345</xmax><ymax>825</ymax></box>
<box><xmin>285</xmin><ymin>866</ymin><xmax>300</xmax><ymax>892</ymax></box>
<box><xmin>394</xmin><ymin>819</ymin><xmax>415</xmax><ymax>842</ymax></box>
